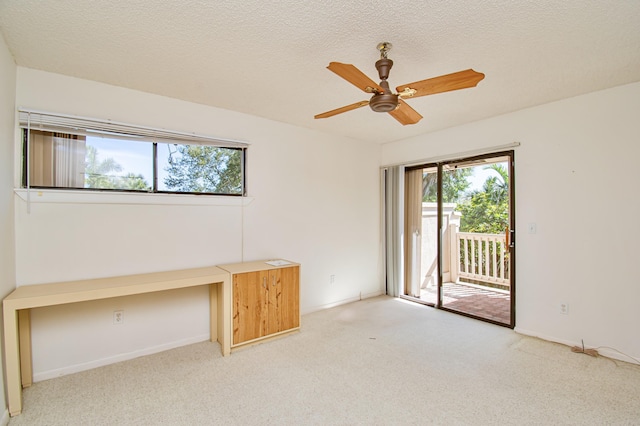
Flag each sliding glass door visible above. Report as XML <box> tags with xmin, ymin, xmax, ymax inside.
<box><xmin>402</xmin><ymin>152</ymin><xmax>515</xmax><ymax>327</ymax></box>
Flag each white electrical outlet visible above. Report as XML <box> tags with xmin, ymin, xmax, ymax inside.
<box><xmin>113</xmin><ymin>310</ymin><xmax>124</xmax><ymax>324</ymax></box>
<box><xmin>559</xmin><ymin>303</ymin><xmax>569</xmax><ymax>315</ymax></box>
<box><xmin>330</xmin><ymin>274</ymin><xmax>335</xmax><ymax>284</ymax></box>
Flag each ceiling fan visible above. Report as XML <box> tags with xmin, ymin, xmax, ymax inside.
<box><xmin>314</xmin><ymin>42</ymin><xmax>485</xmax><ymax>125</ymax></box>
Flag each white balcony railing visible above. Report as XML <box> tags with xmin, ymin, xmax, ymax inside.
<box><xmin>453</xmin><ymin>230</ymin><xmax>510</xmax><ymax>288</ymax></box>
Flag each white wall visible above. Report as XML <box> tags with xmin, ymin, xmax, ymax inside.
<box><xmin>0</xmin><ymin>33</ymin><xmax>17</xmax><ymax>420</ymax></box>
<box><xmin>382</xmin><ymin>82</ymin><xmax>640</xmax><ymax>361</ymax></box>
<box><xmin>14</xmin><ymin>68</ymin><xmax>383</xmax><ymax>380</ymax></box>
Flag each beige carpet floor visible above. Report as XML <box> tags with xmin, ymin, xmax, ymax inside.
<box><xmin>9</xmin><ymin>296</ymin><xmax>640</xmax><ymax>425</ymax></box>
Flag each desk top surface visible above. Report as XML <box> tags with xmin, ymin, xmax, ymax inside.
<box><xmin>4</xmin><ymin>266</ymin><xmax>229</xmax><ymax>310</ymax></box>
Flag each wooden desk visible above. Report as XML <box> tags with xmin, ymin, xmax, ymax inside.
<box><xmin>2</xmin><ymin>266</ymin><xmax>231</xmax><ymax>416</ymax></box>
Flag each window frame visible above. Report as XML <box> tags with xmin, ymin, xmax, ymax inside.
<box><xmin>19</xmin><ymin>109</ymin><xmax>248</xmax><ymax>197</ymax></box>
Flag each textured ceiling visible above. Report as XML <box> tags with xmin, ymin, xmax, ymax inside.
<box><xmin>1</xmin><ymin>0</ymin><xmax>639</xmax><ymax>144</ymax></box>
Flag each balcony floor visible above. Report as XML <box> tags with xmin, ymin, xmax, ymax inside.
<box><xmin>419</xmin><ymin>282</ymin><xmax>511</xmax><ymax>325</ymax></box>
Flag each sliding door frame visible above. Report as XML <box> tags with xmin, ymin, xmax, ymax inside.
<box><xmin>402</xmin><ymin>150</ymin><xmax>516</xmax><ymax>328</ymax></box>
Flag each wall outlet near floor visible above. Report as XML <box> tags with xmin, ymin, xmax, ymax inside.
<box><xmin>329</xmin><ymin>274</ymin><xmax>336</xmax><ymax>284</ymax></box>
<box><xmin>113</xmin><ymin>310</ymin><xmax>124</xmax><ymax>324</ymax></box>
<box><xmin>559</xmin><ymin>302</ymin><xmax>569</xmax><ymax>315</ymax></box>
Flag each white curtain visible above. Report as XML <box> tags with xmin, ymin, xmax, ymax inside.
<box><xmin>404</xmin><ymin>169</ymin><xmax>423</xmax><ymax>298</ymax></box>
<box><xmin>28</xmin><ymin>130</ymin><xmax>54</xmax><ymax>186</ymax></box>
<box><xmin>383</xmin><ymin>166</ymin><xmax>404</xmax><ymax>297</ymax></box>
<box><xmin>29</xmin><ymin>130</ymin><xmax>86</xmax><ymax>188</ymax></box>
<box><xmin>53</xmin><ymin>134</ymin><xmax>86</xmax><ymax>187</ymax></box>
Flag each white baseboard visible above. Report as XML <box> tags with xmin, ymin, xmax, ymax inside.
<box><xmin>303</xmin><ymin>289</ymin><xmax>386</xmax><ymax>315</ymax></box>
<box><xmin>0</xmin><ymin>408</ymin><xmax>9</xmax><ymax>425</ymax></box>
<box><xmin>514</xmin><ymin>327</ymin><xmax>639</xmax><ymax>365</ymax></box>
<box><xmin>33</xmin><ymin>333</ymin><xmax>211</xmax><ymax>383</ymax></box>
<box><xmin>514</xmin><ymin>327</ymin><xmax>578</xmax><ymax>347</ymax></box>
<box><xmin>360</xmin><ymin>289</ymin><xmax>386</xmax><ymax>300</ymax></box>
<box><xmin>33</xmin><ymin>291</ymin><xmax>389</xmax><ymax>382</ymax></box>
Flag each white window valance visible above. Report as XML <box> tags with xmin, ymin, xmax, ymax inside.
<box><xmin>18</xmin><ymin>109</ymin><xmax>249</xmax><ymax>148</ymax></box>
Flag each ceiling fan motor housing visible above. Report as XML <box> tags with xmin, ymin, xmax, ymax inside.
<box><xmin>369</xmin><ymin>92</ymin><xmax>399</xmax><ymax>112</ymax></box>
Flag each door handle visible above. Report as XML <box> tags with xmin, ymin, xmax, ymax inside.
<box><xmin>505</xmin><ymin>227</ymin><xmax>509</xmax><ymax>251</ymax></box>
<box><xmin>505</xmin><ymin>227</ymin><xmax>515</xmax><ymax>251</ymax></box>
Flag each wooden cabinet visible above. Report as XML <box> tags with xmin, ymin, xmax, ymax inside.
<box><xmin>219</xmin><ymin>260</ymin><xmax>300</xmax><ymax>347</ymax></box>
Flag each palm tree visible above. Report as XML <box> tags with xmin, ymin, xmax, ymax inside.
<box><xmin>84</xmin><ymin>145</ymin><xmax>149</xmax><ymax>190</ymax></box>
<box><xmin>84</xmin><ymin>145</ymin><xmax>123</xmax><ymax>188</ymax></box>
<box><xmin>482</xmin><ymin>163</ymin><xmax>508</xmax><ymax>204</ymax></box>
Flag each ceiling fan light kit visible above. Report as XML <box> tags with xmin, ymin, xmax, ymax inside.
<box><xmin>315</xmin><ymin>42</ymin><xmax>485</xmax><ymax>125</ymax></box>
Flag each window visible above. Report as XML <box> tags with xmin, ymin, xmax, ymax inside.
<box><xmin>20</xmin><ymin>110</ymin><xmax>247</xmax><ymax>196</ymax></box>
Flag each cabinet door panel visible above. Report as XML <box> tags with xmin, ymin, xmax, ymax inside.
<box><xmin>280</xmin><ymin>265</ymin><xmax>300</xmax><ymax>331</ymax></box>
<box><xmin>233</xmin><ymin>271</ymin><xmax>268</xmax><ymax>344</ymax></box>
<box><xmin>267</xmin><ymin>266</ymin><xmax>300</xmax><ymax>335</ymax></box>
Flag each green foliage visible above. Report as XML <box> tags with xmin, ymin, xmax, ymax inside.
<box><xmin>419</xmin><ymin>163</ymin><xmax>508</xmax><ymax>233</ymax></box>
<box><xmin>458</xmin><ymin>191</ymin><xmax>509</xmax><ymax>233</ymax></box>
<box><xmin>84</xmin><ymin>145</ymin><xmax>122</xmax><ymax>189</ymax></box>
<box><xmin>422</xmin><ymin>168</ymin><xmax>472</xmax><ymax>203</ymax></box>
<box><xmin>163</xmin><ymin>145</ymin><xmax>242</xmax><ymax>194</ymax></box>
<box><xmin>119</xmin><ymin>173</ymin><xmax>150</xmax><ymax>190</ymax></box>
<box><xmin>84</xmin><ymin>143</ymin><xmax>241</xmax><ymax>193</ymax></box>
<box><xmin>84</xmin><ymin>145</ymin><xmax>150</xmax><ymax>190</ymax></box>
<box><xmin>458</xmin><ymin>164</ymin><xmax>509</xmax><ymax>234</ymax></box>
<box><xmin>482</xmin><ymin>163</ymin><xmax>509</xmax><ymax>204</ymax></box>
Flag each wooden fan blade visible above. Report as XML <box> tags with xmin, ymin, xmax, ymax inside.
<box><xmin>396</xmin><ymin>69</ymin><xmax>485</xmax><ymax>98</ymax></box>
<box><xmin>314</xmin><ymin>100</ymin><xmax>369</xmax><ymax>119</ymax></box>
<box><xmin>327</xmin><ymin>62</ymin><xmax>384</xmax><ymax>93</ymax></box>
<box><xmin>388</xmin><ymin>99</ymin><xmax>423</xmax><ymax>125</ymax></box>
